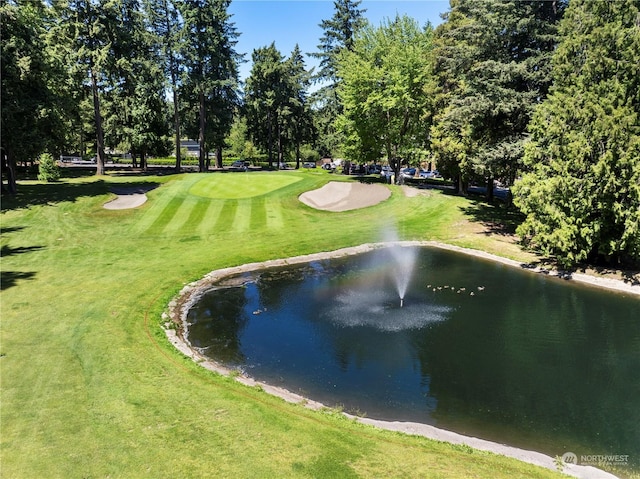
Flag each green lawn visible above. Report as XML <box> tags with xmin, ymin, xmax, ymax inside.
<box><xmin>1</xmin><ymin>170</ymin><xmax>561</xmax><ymax>478</ymax></box>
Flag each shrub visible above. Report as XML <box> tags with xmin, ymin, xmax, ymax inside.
<box><xmin>37</xmin><ymin>153</ymin><xmax>60</xmax><ymax>182</ymax></box>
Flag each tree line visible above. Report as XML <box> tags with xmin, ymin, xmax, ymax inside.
<box><xmin>2</xmin><ymin>0</ymin><xmax>639</xmax><ymax>267</ymax></box>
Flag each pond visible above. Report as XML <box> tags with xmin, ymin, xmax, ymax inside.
<box><xmin>185</xmin><ymin>246</ymin><xmax>640</xmax><ymax>472</ymax></box>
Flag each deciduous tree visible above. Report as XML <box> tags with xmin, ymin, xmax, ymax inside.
<box><xmin>1</xmin><ymin>1</ymin><xmax>68</xmax><ymax>192</ymax></box>
<box><xmin>336</xmin><ymin>15</ymin><xmax>434</xmax><ymax>180</ymax></box>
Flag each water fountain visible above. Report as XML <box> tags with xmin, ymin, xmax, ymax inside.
<box><xmin>382</xmin><ymin>227</ymin><xmax>417</xmax><ymax>307</ymax></box>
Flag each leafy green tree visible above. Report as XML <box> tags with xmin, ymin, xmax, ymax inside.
<box><xmin>336</xmin><ymin>15</ymin><xmax>434</xmax><ymax>180</ymax></box>
<box><xmin>430</xmin><ymin>0</ymin><xmax>564</xmax><ymax>196</ymax></box>
<box><xmin>180</xmin><ymin>0</ymin><xmax>240</xmax><ymax>171</ymax></box>
<box><xmin>310</xmin><ymin>0</ymin><xmax>367</xmax><ymax>158</ymax></box>
<box><xmin>1</xmin><ymin>1</ymin><xmax>68</xmax><ymax>192</ymax></box>
<box><xmin>513</xmin><ymin>0</ymin><xmax>640</xmax><ymax>267</ymax></box>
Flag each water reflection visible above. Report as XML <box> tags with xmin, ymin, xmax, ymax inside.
<box><xmin>186</xmin><ymin>247</ymin><xmax>640</xmax><ymax>471</ymax></box>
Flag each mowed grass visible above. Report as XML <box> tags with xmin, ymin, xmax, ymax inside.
<box><xmin>188</xmin><ymin>172</ymin><xmax>302</xmax><ymax>199</ymax></box>
<box><xmin>0</xmin><ymin>170</ymin><xmax>557</xmax><ymax>478</ymax></box>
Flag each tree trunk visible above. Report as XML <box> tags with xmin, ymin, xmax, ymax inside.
<box><xmin>216</xmin><ymin>146</ymin><xmax>223</xmax><ymax>169</ymax></box>
<box><xmin>277</xmin><ymin>122</ymin><xmax>284</xmax><ymax>166</ymax></box>
<box><xmin>486</xmin><ymin>177</ymin><xmax>494</xmax><ymax>202</ymax></box>
<box><xmin>2</xmin><ymin>147</ymin><xmax>17</xmax><ymax>195</ymax></box>
<box><xmin>267</xmin><ymin>110</ymin><xmax>273</xmax><ymax>169</ymax></box>
<box><xmin>453</xmin><ymin>173</ymin><xmax>464</xmax><ymax>195</ymax></box>
<box><xmin>173</xmin><ymin>87</ymin><xmax>181</xmax><ymax>172</ymax></box>
<box><xmin>140</xmin><ymin>152</ymin><xmax>147</xmax><ymax>171</ymax></box>
<box><xmin>198</xmin><ymin>90</ymin><xmax>206</xmax><ymax>172</ymax></box>
<box><xmin>90</xmin><ymin>66</ymin><xmax>106</xmax><ymax>176</ymax></box>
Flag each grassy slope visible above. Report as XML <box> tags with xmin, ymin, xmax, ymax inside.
<box><xmin>1</xmin><ymin>170</ymin><xmax>558</xmax><ymax>478</ymax></box>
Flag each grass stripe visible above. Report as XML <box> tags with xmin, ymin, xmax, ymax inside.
<box><xmin>214</xmin><ymin>199</ymin><xmax>238</xmax><ymax>233</ymax></box>
<box><xmin>249</xmin><ymin>196</ymin><xmax>267</xmax><ymax>231</ymax></box>
<box><xmin>232</xmin><ymin>200</ymin><xmax>252</xmax><ymax>233</ymax></box>
<box><xmin>134</xmin><ymin>188</ymin><xmax>178</xmax><ymax>234</ymax></box>
<box><xmin>181</xmin><ymin>197</ymin><xmax>209</xmax><ymax>233</ymax></box>
<box><xmin>265</xmin><ymin>196</ymin><xmax>284</xmax><ymax>230</ymax></box>
<box><xmin>196</xmin><ymin>200</ymin><xmax>224</xmax><ymax>236</ymax></box>
<box><xmin>163</xmin><ymin>196</ymin><xmax>198</xmax><ymax>234</ymax></box>
<box><xmin>143</xmin><ymin>196</ymin><xmax>186</xmax><ymax>236</ymax></box>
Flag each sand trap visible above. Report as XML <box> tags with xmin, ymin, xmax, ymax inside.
<box><xmin>104</xmin><ymin>193</ymin><xmax>148</xmax><ymax>210</ymax></box>
<box><xmin>299</xmin><ymin>181</ymin><xmax>391</xmax><ymax>211</ymax></box>
<box><xmin>103</xmin><ymin>185</ymin><xmax>157</xmax><ymax>210</ymax></box>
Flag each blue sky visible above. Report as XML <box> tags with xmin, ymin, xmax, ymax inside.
<box><xmin>228</xmin><ymin>1</ymin><xmax>450</xmax><ymax>82</ymax></box>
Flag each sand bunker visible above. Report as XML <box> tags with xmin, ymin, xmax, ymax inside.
<box><xmin>103</xmin><ymin>185</ymin><xmax>157</xmax><ymax>210</ymax></box>
<box><xmin>299</xmin><ymin>181</ymin><xmax>391</xmax><ymax>211</ymax></box>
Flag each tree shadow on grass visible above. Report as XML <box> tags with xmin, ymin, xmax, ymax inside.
<box><xmin>0</xmin><ymin>226</ymin><xmax>40</xmax><ymax>290</ymax></box>
<box><xmin>1</xmin><ymin>178</ymin><xmax>160</xmax><ymax>212</ymax></box>
<box><xmin>1</xmin><ymin>244</ymin><xmax>44</xmax><ymax>257</ymax></box>
<box><xmin>1</xmin><ymin>271</ymin><xmax>37</xmax><ymax>291</ymax></box>
<box><xmin>462</xmin><ymin>199</ymin><xmax>640</xmax><ymax>286</ymax></box>
<box><xmin>460</xmin><ymin>197</ymin><xmax>525</xmax><ymax>237</ymax></box>
<box><xmin>1</xmin><ymin>180</ymin><xmax>110</xmax><ymax>211</ymax></box>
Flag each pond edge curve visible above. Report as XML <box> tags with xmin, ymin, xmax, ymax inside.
<box><xmin>165</xmin><ymin>241</ymin><xmax>634</xmax><ymax>479</ymax></box>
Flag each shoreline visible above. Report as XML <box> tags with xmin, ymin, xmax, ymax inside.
<box><xmin>165</xmin><ymin>242</ymin><xmax>637</xmax><ymax>479</ymax></box>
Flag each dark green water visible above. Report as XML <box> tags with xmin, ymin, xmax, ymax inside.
<box><xmin>186</xmin><ymin>247</ymin><xmax>640</xmax><ymax>472</ymax></box>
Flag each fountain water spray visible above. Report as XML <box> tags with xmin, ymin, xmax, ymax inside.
<box><xmin>382</xmin><ymin>226</ymin><xmax>417</xmax><ymax>307</ymax></box>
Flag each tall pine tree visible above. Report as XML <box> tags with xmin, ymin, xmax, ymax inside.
<box><xmin>102</xmin><ymin>0</ymin><xmax>169</xmax><ymax>170</ymax></box>
<box><xmin>180</xmin><ymin>0</ymin><xmax>240</xmax><ymax>171</ymax></box>
<box><xmin>244</xmin><ymin>43</ymin><xmax>286</xmax><ymax>168</ymax></box>
<box><xmin>513</xmin><ymin>0</ymin><xmax>640</xmax><ymax>267</ymax></box>
<box><xmin>144</xmin><ymin>0</ymin><xmax>184</xmax><ymax>171</ymax></box>
<box><xmin>55</xmin><ymin>0</ymin><xmax>118</xmax><ymax>175</ymax></box>
<box><xmin>310</xmin><ymin>0</ymin><xmax>367</xmax><ymax>157</ymax></box>
<box><xmin>430</xmin><ymin>0</ymin><xmax>564</xmax><ymax>197</ymax></box>
<box><xmin>284</xmin><ymin>45</ymin><xmax>315</xmax><ymax>169</ymax></box>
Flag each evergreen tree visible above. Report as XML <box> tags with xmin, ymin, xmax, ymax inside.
<box><xmin>245</xmin><ymin>44</ymin><xmax>314</xmax><ymax>168</ymax></box>
<box><xmin>430</xmin><ymin>0</ymin><xmax>564</xmax><ymax>196</ymax></box>
<box><xmin>284</xmin><ymin>45</ymin><xmax>315</xmax><ymax>169</ymax></box>
<box><xmin>310</xmin><ymin>0</ymin><xmax>367</xmax><ymax>157</ymax></box>
<box><xmin>180</xmin><ymin>0</ymin><xmax>240</xmax><ymax>171</ymax></box>
<box><xmin>513</xmin><ymin>0</ymin><xmax>640</xmax><ymax>267</ymax></box>
<box><xmin>54</xmin><ymin>0</ymin><xmax>117</xmax><ymax>175</ymax></box>
<box><xmin>144</xmin><ymin>0</ymin><xmax>184</xmax><ymax>171</ymax></box>
<box><xmin>244</xmin><ymin>43</ymin><xmax>286</xmax><ymax>168</ymax></box>
<box><xmin>336</xmin><ymin>15</ymin><xmax>434</xmax><ymax>179</ymax></box>
<box><xmin>102</xmin><ymin>0</ymin><xmax>169</xmax><ymax>170</ymax></box>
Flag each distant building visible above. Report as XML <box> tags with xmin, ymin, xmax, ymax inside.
<box><xmin>180</xmin><ymin>140</ymin><xmax>200</xmax><ymax>157</ymax></box>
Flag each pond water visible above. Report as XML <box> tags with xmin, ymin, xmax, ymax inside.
<box><xmin>186</xmin><ymin>247</ymin><xmax>640</xmax><ymax>472</ymax></box>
